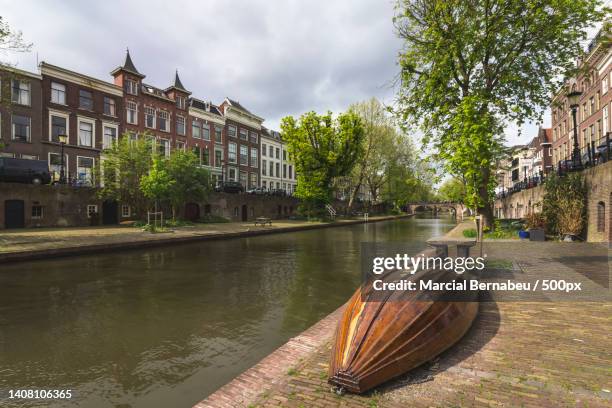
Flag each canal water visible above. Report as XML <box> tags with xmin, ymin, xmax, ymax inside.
<box><xmin>0</xmin><ymin>215</ymin><xmax>454</xmax><ymax>408</ymax></box>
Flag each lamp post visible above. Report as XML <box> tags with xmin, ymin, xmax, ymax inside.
<box><xmin>567</xmin><ymin>88</ymin><xmax>583</xmax><ymax>171</ymax></box>
<box><xmin>58</xmin><ymin>134</ymin><xmax>67</xmax><ymax>184</ymax></box>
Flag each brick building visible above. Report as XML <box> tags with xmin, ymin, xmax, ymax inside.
<box><xmin>110</xmin><ymin>50</ymin><xmax>191</xmax><ymax>157</ymax></box>
<box><xmin>218</xmin><ymin>98</ymin><xmax>263</xmax><ymax>189</ymax></box>
<box><xmin>551</xmin><ymin>28</ymin><xmax>611</xmax><ymax>167</ymax></box>
<box><xmin>39</xmin><ymin>62</ymin><xmax>123</xmax><ymax>184</ymax></box>
<box><xmin>188</xmin><ymin>97</ymin><xmax>225</xmax><ymax>184</ymax></box>
<box><xmin>0</xmin><ymin>66</ymin><xmax>43</xmax><ymax>160</ymax></box>
<box><xmin>527</xmin><ymin>127</ymin><xmax>553</xmax><ymax>177</ymax></box>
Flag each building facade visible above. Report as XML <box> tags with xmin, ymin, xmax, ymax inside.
<box><xmin>188</xmin><ymin>98</ymin><xmax>225</xmax><ymax>184</ymax></box>
<box><xmin>218</xmin><ymin>98</ymin><xmax>262</xmax><ymax>189</ymax></box>
<box><xmin>551</xmin><ymin>29</ymin><xmax>611</xmax><ymax>168</ymax></box>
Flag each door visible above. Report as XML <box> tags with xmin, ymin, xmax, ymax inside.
<box><xmin>241</xmin><ymin>204</ymin><xmax>248</xmax><ymax>221</ymax></box>
<box><xmin>102</xmin><ymin>200</ymin><xmax>118</xmax><ymax>225</ymax></box>
<box><xmin>5</xmin><ymin>200</ymin><xmax>25</xmax><ymax>229</ymax></box>
<box><xmin>185</xmin><ymin>203</ymin><xmax>200</xmax><ymax>221</ymax></box>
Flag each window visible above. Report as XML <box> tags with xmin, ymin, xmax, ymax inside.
<box><xmin>228</xmin><ymin>167</ymin><xmax>237</xmax><ymax>181</ymax></box>
<box><xmin>228</xmin><ymin>125</ymin><xmax>237</xmax><ymax>138</ymax></box>
<box><xmin>276</xmin><ymin>148</ymin><xmax>280</xmax><ymax>159</ymax></box>
<box><xmin>239</xmin><ymin>171</ymin><xmax>247</xmax><ymax>187</ymax></box>
<box><xmin>78</xmin><ymin>120</ymin><xmax>94</xmax><ymax>147</ymax></box>
<box><xmin>31</xmin><ymin>205</ymin><xmax>43</xmax><ymax>219</ymax></box>
<box><xmin>192</xmin><ymin>120</ymin><xmax>201</xmax><ymax>138</ymax></box>
<box><xmin>192</xmin><ymin>146</ymin><xmax>201</xmax><ymax>163</ymax></box>
<box><xmin>202</xmin><ymin>123</ymin><xmax>210</xmax><ymax>140</ymax></box>
<box><xmin>582</xmin><ymin>103</ymin><xmax>587</xmax><ymax>122</ymax></box>
<box><xmin>158</xmin><ymin>139</ymin><xmax>170</xmax><ymax>157</ymax></box>
<box><xmin>104</xmin><ymin>97</ymin><xmax>116</xmax><ymax>116</ymax></box>
<box><xmin>176</xmin><ymin>96</ymin><xmax>186</xmax><ymax>110</ymax></box>
<box><xmin>12</xmin><ymin>114</ymin><xmax>30</xmax><ymax>142</ymax></box>
<box><xmin>87</xmin><ymin>204</ymin><xmax>98</xmax><ymax>218</ymax></box>
<box><xmin>51</xmin><ymin>82</ymin><xmax>66</xmax><ymax>104</ymax></box>
<box><xmin>228</xmin><ymin>142</ymin><xmax>237</xmax><ymax>163</ymax></box>
<box><xmin>269</xmin><ymin>161</ymin><xmax>273</xmax><ymax>177</ymax></box>
<box><xmin>126</xmin><ymin>101</ymin><xmax>137</xmax><ymax>124</ymax></box>
<box><xmin>158</xmin><ymin>110</ymin><xmax>169</xmax><ymax>132</ymax></box>
<box><xmin>176</xmin><ymin>115</ymin><xmax>186</xmax><ymax>135</ymax></box>
<box><xmin>249</xmin><ymin>173</ymin><xmax>257</xmax><ymax>188</ymax></box>
<box><xmin>262</xmin><ymin>180</ymin><xmax>267</xmax><ymax>189</ymax></box>
<box><xmin>214</xmin><ymin>150</ymin><xmax>222</xmax><ymax>168</ymax></box>
<box><xmin>11</xmin><ymin>80</ymin><xmax>30</xmax><ymax>105</ymax></box>
<box><xmin>262</xmin><ymin>143</ymin><xmax>267</xmax><ymax>156</ymax></box>
<box><xmin>50</xmin><ymin>114</ymin><xmax>67</xmax><ymax>143</ymax></box>
<box><xmin>121</xmin><ymin>205</ymin><xmax>131</xmax><ymax>218</ymax></box>
<box><xmin>145</xmin><ymin>106</ymin><xmax>156</xmax><ymax>128</ymax></box>
<box><xmin>250</xmin><ymin>148</ymin><xmax>258</xmax><ymax>168</ymax></box>
<box><xmin>590</xmin><ymin>97</ymin><xmax>595</xmax><ymax>115</ymax></box>
<box><xmin>597</xmin><ymin>202</ymin><xmax>605</xmax><ymax>232</ymax></box>
<box><xmin>596</xmin><ymin>91</ymin><xmax>600</xmax><ymax>111</ymax></box>
<box><xmin>103</xmin><ymin>125</ymin><xmax>117</xmax><ymax>149</ymax></box>
<box><xmin>269</xmin><ymin>145</ymin><xmax>273</xmax><ymax>157</ymax></box>
<box><xmin>604</xmin><ymin>105</ymin><xmax>609</xmax><ymax>136</ymax></box>
<box><xmin>283</xmin><ymin>164</ymin><xmax>287</xmax><ymax>178</ymax></box>
<box><xmin>77</xmin><ymin>157</ymin><xmax>94</xmax><ymax>184</ymax></box>
<box><xmin>215</xmin><ymin>126</ymin><xmax>222</xmax><ymax>144</ymax></box>
<box><xmin>125</xmin><ymin>80</ymin><xmax>138</xmax><ymax>95</ymax></box>
<box><xmin>49</xmin><ymin>153</ymin><xmax>66</xmax><ymax>177</ymax></box>
<box><xmin>240</xmin><ymin>145</ymin><xmax>248</xmax><ymax>165</ymax></box>
<box><xmin>239</xmin><ymin>128</ymin><xmax>248</xmax><ymax>140</ymax></box>
<box><xmin>250</xmin><ymin>132</ymin><xmax>258</xmax><ymax>143</ymax></box>
<box><xmin>79</xmin><ymin>90</ymin><xmax>93</xmax><ymax>110</ymax></box>
<box><xmin>289</xmin><ymin>165</ymin><xmax>293</xmax><ymax>179</ymax></box>
<box><xmin>276</xmin><ymin>163</ymin><xmax>280</xmax><ymax>178</ymax></box>
<box><xmin>202</xmin><ymin>148</ymin><xmax>210</xmax><ymax>166</ymax></box>
<box><xmin>283</xmin><ymin>150</ymin><xmax>287</xmax><ymax>160</ymax></box>
<box><xmin>176</xmin><ymin>141</ymin><xmax>185</xmax><ymax>151</ymax></box>
<box><xmin>262</xmin><ymin>159</ymin><xmax>267</xmax><ymax>175</ymax></box>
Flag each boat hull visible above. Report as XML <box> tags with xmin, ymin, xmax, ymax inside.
<box><xmin>328</xmin><ymin>268</ymin><xmax>478</xmax><ymax>394</ymax></box>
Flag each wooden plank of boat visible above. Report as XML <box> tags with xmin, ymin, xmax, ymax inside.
<box><xmin>328</xmin><ymin>267</ymin><xmax>478</xmax><ymax>394</ymax></box>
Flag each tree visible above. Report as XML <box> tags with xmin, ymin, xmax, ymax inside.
<box><xmin>165</xmin><ymin>149</ymin><xmax>211</xmax><ymax>220</ymax></box>
<box><xmin>438</xmin><ymin>177</ymin><xmax>466</xmax><ymax>203</ymax></box>
<box><xmin>394</xmin><ymin>0</ymin><xmax>607</xmax><ymax>227</ymax></box>
<box><xmin>97</xmin><ymin>135</ymin><xmax>154</xmax><ymax>219</ymax></box>
<box><xmin>140</xmin><ymin>157</ymin><xmax>174</xmax><ymax>213</ymax></box>
<box><xmin>280</xmin><ymin>111</ymin><xmax>365</xmax><ymax>215</ymax></box>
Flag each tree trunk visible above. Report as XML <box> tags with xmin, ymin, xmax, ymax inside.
<box><xmin>477</xmin><ymin>168</ymin><xmax>493</xmax><ymax>229</ymax></box>
<box><xmin>347</xmin><ymin>181</ymin><xmax>362</xmax><ymax>215</ymax></box>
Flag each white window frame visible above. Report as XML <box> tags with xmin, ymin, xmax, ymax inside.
<box><xmin>250</xmin><ymin>132</ymin><xmax>258</xmax><ymax>144</ymax></box>
<box><xmin>158</xmin><ymin>138</ymin><xmax>170</xmax><ymax>157</ymax></box>
<box><xmin>126</xmin><ymin>100</ymin><xmax>138</xmax><ymax>125</ymax></box>
<box><xmin>228</xmin><ymin>142</ymin><xmax>237</xmax><ymax>164</ymax></box>
<box><xmin>31</xmin><ymin>204</ymin><xmax>43</xmax><ymax>219</ymax></box>
<box><xmin>77</xmin><ymin>156</ymin><xmax>95</xmax><ymax>185</ymax></box>
<box><xmin>176</xmin><ymin>115</ymin><xmax>186</xmax><ymax>136</ymax></box>
<box><xmin>202</xmin><ymin>123</ymin><xmax>210</xmax><ymax>140</ymax></box>
<box><xmin>240</xmin><ymin>144</ymin><xmax>248</xmax><ymax>165</ymax></box>
<box><xmin>87</xmin><ymin>204</ymin><xmax>98</xmax><ymax>218</ymax></box>
<box><xmin>192</xmin><ymin>119</ymin><xmax>201</xmax><ymax>139</ymax></box>
<box><xmin>48</xmin><ymin>152</ymin><xmax>68</xmax><ymax>181</ymax></box>
<box><xmin>214</xmin><ymin>149</ymin><xmax>223</xmax><ymax>168</ymax></box>
<box><xmin>104</xmin><ymin>96</ymin><xmax>116</xmax><ymax>117</ymax></box>
<box><xmin>125</xmin><ymin>80</ymin><xmax>138</xmax><ymax>96</ymax></box>
<box><xmin>77</xmin><ymin>116</ymin><xmax>96</xmax><ymax>147</ymax></box>
<box><xmin>239</xmin><ymin>128</ymin><xmax>248</xmax><ymax>141</ymax></box>
<box><xmin>176</xmin><ymin>141</ymin><xmax>186</xmax><ymax>151</ymax></box>
<box><xmin>228</xmin><ymin>125</ymin><xmax>237</xmax><ymax>138</ymax></box>
<box><xmin>250</xmin><ymin>148</ymin><xmax>258</xmax><ymax>168</ymax></box>
<box><xmin>144</xmin><ymin>106</ymin><xmax>156</xmax><ymax>129</ymax></box>
<box><xmin>11</xmin><ymin>114</ymin><xmax>31</xmax><ymax>142</ymax></box>
<box><xmin>48</xmin><ymin>110</ymin><xmax>70</xmax><ymax>143</ymax></box>
<box><xmin>604</xmin><ymin>105</ymin><xmax>609</xmax><ymax>136</ymax></box>
<box><xmin>102</xmin><ymin>122</ymin><xmax>119</xmax><ymax>150</ymax></box>
<box><xmin>121</xmin><ymin>205</ymin><xmax>131</xmax><ymax>218</ymax></box>
<box><xmin>51</xmin><ymin>82</ymin><xmax>66</xmax><ymax>105</ymax></box>
<box><xmin>158</xmin><ymin>110</ymin><xmax>170</xmax><ymax>132</ymax></box>
<box><xmin>11</xmin><ymin>79</ymin><xmax>31</xmax><ymax>106</ymax></box>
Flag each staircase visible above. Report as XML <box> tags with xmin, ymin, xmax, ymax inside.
<box><xmin>325</xmin><ymin>204</ymin><xmax>337</xmax><ymax>220</ymax></box>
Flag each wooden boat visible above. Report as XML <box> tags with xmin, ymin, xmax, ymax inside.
<box><xmin>328</xmin><ymin>266</ymin><xmax>478</xmax><ymax>394</ymax></box>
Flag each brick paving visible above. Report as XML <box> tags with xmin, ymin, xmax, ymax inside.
<box><xmin>197</xmin><ymin>241</ymin><xmax>611</xmax><ymax>408</ymax></box>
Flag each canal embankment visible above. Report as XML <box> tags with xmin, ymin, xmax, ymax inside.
<box><xmin>0</xmin><ymin>214</ymin><xmax>411</xmax><ymax>263</ymax></box>
<box><xmin>195</xmin><ymin>221</ymin><xmax>611</xmax><ymax>407</ymax></box>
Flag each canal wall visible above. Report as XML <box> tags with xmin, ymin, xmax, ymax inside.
<box><xmin>494</xmin><ymin>160</ymin><xmax>612</xmax><ymax>242</ymax></box>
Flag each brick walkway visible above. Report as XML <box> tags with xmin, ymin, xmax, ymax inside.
<box><xmin>197</xmin><ymin>241</ymin><xmax>611</xmax><ymax>407</ymax></box>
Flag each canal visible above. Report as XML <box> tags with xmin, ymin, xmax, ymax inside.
<box><xmin>0</xmin><ymin>215</ymin><xmax>455</xmax><ymax>408</ymax></box>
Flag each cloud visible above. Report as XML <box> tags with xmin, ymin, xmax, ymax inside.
<box><xmin>0</xmin><ymin>0</ymin><xmax>402</xmax><ymax>130</ymax></box>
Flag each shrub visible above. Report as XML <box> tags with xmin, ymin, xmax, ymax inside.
<box><xmin>542</xmin><ymin>173</ymin><xmax>586</xmax><ymax>237</ymax></box>
<box><xmin>463</xmin><ymin>228</ymin><xmax>477</xmax><ymax>238</ymax></box>
<box><xmin>198</xmin><ymin>215</ymin><xmax>230</xmax><ymax>223</ymax></box>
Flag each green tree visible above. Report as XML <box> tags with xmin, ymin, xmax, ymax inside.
<box><xmin>97</xmin><ymin>135</ymin><xmax>154</xmax><ymax>219</ymax></box>
<box><xmin>438</xmin><ymin>177</ymin><xmax>466</xmax><ymax>203</ymax></box>
<box><xmin>140</xmin><ymin>157</ymin><xmax>174</xmax><ymax>212</ymax></box>
<box><xmin>165</xmin><ymin>149</ymin><xmax>211</xmax><ymax>220</ymax></box>
<box><xmin>394</xmin><ymin>0</ymin><xmax>607</xmax><ymax>227</ymax></box>
<box><xmin>280</xmin><ymin>111</ymin><xmax>365</xmax><ymax>215</ymax></box>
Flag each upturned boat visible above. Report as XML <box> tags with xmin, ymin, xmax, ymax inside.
<box><xmin>328</xmin><ymin>266</ymin><xmax>478</xmax><ymax>394</ymax></box>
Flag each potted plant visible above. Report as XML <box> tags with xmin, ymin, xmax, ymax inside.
<box><xmin>525</xmin><ymin>212</ymin><xmax>546</xmax><ymax>241</ymax></box>
<box><xmin>557</xmin><ymin>197</ymin><xmax>585</xmax><ymax>241</ymax></box>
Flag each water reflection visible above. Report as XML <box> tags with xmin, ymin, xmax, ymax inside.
<box><xmin>0</xmin><ymin>215</ymin><xmax>454</xmax><ymax>408</ymax></box>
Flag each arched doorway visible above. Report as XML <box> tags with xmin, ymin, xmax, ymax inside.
<box><xmin>102</xmin><ymin>200</ymin><xmax>118</xmax><ymax>225</ymax></box>
<box><xmin>185</xmin><ymin>203</ymin><xmax>200</xmax><ymax>221</ymax></box>
<box><xmin>241</xmin><ymin>204</ymin><xmax>248</xmax><ymax>221</ymax></box>
<box><xmin>4</xmin><ymin>200</ymin><xmax>24</xmax><ymax>229</ymax></box>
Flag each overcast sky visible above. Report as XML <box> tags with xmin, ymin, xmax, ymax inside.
<box><xmin>0</xmin><ymin>0</ymin><xmax>603</xmax><ymax>147</ymax></box>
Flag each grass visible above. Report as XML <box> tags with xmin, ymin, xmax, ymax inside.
<box><xmin>198</xmin><ymin>214</ymin><xmax>230</xmax><ymax>223</ymax></box>
<box><xmin>287</xmin><ymin>368</ymin><xmax>298</xmax><ymax>376</ymax></box>
<box><xmin>485</xmin><ymin>259</ymin><xmax>514</xmax><ymax>269</ymax></box>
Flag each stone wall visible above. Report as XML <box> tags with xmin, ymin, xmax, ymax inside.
<box><xmin>494</xmin><ymin>160</ymin><xmax>612</xmax><ymax>242</ymax></box>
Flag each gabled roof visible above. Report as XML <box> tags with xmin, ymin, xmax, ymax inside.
<box><xmin>225</xmin><ymin>97</ymin><xmax>253</xmax><ymax>115</ymax></box>
<box><xmin>165</xmin><ymin>70</ymin><xmax>191</xmax><ymax>95</ymax></box>
<box><xmin>110</xmin><ymin>49</ymin><xmax>145</xmax><ymax>78</ymax></box>
<box><xmin>189</xmin><ymin>97</ymin><xmax>222</xmax><ymax>116</ymax></box>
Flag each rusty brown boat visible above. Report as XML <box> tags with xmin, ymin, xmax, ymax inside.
<box><xmin>328</xmin><ymin>266</ymin><xmax>478</xmax><ymax>394</ymax></box>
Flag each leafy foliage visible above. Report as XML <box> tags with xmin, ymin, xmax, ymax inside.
<box><xmin>164</xmin><ymin>149</ymin><xmax>211</xmax><ymax>219</ymax></box>
<box><xmin>280</xmin><ymin>111</ymin><xmax>365</xmax><ymax>214</ymax></box>
<box><xmin>140</xmin><ymin>157</ymin><xmax>174</xmax><ymax>205</ymax></box>
<box><xmin>394</xmin><ymin>0</ymin><xmax>607</xmax><ymax>226</ymax></box>
<box><xmin>438</xmin><ymin>177</ymin><xmax>466</xmax><ymax>203</ymax></box>
<box><xmin>542</xmin><ymin>173</ymin><xmax>587</xmax><ymax>237</ymax></box>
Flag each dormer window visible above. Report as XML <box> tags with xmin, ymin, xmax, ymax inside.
<box><xmin>125</xmin><ymin>79</ymin><xmax>138</xmax><ymax>96</ymax></box>
<box><xmin>176</xmin><ymin>96</ymin><xmax>186</xmax><ymax>110</ymax></box>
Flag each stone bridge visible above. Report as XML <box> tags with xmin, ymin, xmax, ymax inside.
<box><xmin>405</xmin><ymin>202</ymin><xmax>467</xmax><ymax>219</ymax></box>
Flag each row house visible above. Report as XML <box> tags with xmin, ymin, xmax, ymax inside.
<box><xmin>111</xmin><ymin>50</ymin><xmax>190</xmax><ymax>158</ymax></box>
<box><xmin>218</xmin><ymin>98</ymin><xmax>263</xmax><ymax>189</ymax></box>
<box><xmin>188</xmin><ymin>98</ymin><xmax>226</xmax><ymax>184</ymax></box>
<box><xmin>260</xmin><ymin>127</ymin><xmax>296</xmax><ymax>193</ymax></box>
<box><xmin>0</xmin><ymin>66</ymin><xmax>43</xmax><ymax>161</ymax></box>
<box><xmin>551</xmin><ymin>28</ymin><xmax>612</xmax><ymax>167</ymax></box>
<box><xmin>40</xmin><ymin>62</ymin><xmax>123</xmax><ymax>184</ymax></box>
